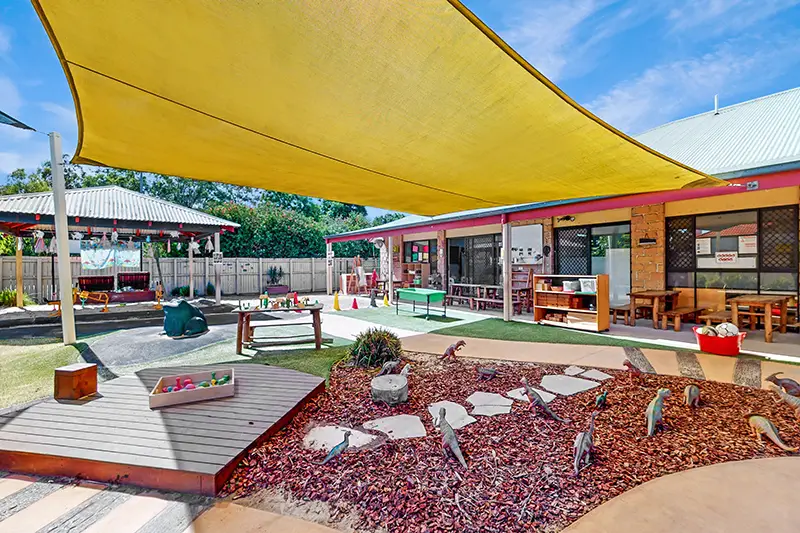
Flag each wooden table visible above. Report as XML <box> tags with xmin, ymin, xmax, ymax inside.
<box><xmin>234</xmin><ymin>304</ymin><xmax>324</xmax><ymax>354</ymax></box>
<box><xmin>728</xmin><ymin>295</ymin><xmax>790</xmax><ymax>343</ymax></box>
<box><xmin>629</xmin><ymin>290</ymin><xmax>679</xmax><ymax>328</ymax></box>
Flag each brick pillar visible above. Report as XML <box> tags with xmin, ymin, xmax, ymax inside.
<box><xmin>437</xmin><ymin>230</ymin><xmax>447</xmax><ymax>291</ymax></box>
<box><xmin>541</xmin><ymin>217</ymin><xmax>554</xmax><ymax>274</ymax></box>
<box><xmin>631</xmin><ymin>204</ymin><xmax>666</xmax><ymax>292</ymax></box>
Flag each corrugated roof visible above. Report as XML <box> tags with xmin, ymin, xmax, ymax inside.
<box><xmin>0</xmin><ymin>186</ymin><xmax>238</xmax><ymax>228</ymax></box>
<box><xmin>636</xmin><ymin>87</ymin><xmax>800</xmax><ymax>176</ymax></box>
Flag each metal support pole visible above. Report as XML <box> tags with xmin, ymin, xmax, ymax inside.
<box><xmin>325</xmin><ymin>241</ymin><xmax>333</xmax><ymax>295</ymax></box>
<box><xmin>387</xmin><ymin>235</ymin><xmax>394</xmax><ymax>304</ymax></box>
<box><xmin>50</xmin><ymin>132</ymin><xmax>76</xmax><ymax>344</ymax></box>
<box><xmin>188</xmin><ymin>237</ymin><xmax>195</xmax><ymax>299</ymax></box>
<box><xmin>15</xmin><ymin>238</ymin><xmax>23</xmax><ymax>307</ymax></box>
<box><xmin>214</xmin><ymin>232</ymin><xmax>221</xmax><ymax>304</ymax></box>
<box><xmin>502</xmin><ymin>220</ymin><xmax>512</xmax><ymax>322</ymax></box>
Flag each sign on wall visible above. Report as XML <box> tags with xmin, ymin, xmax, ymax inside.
<box><xmin>212</xmin><ymin>252</ymin><xmax>223</xmax><ymax>265</ymax></box>
<box><xmin>695</xmin><ymin>238</ymin><xmax>711</xmax><ymax>255</ymax></box>
<box><xmin>738</xmin><ymin>235</ymin><xmax>757</xmax><ymax>254</ymax></box>
<box><xmin>715</xmin><ymin>251</ymin><xmax>738</xmax><ymax>264</ymax></box>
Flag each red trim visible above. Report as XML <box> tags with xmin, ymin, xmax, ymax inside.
<box><xmin>329</xmin><ymin>169</ymin><xmax>800</xmax><ymax>243</ymax></box>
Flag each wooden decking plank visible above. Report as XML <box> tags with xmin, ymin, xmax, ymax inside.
<box><xmin>0</xmin><ymin>411</ymin><xmax>265</xmax><ymax>441</ymax></box>
<box><xmin>95</xmin><ymin>388</ymin><xmax>313</xmax><ymax>409</ymax></box>
<box><xmin>103</xmin><ymin>379</ymin><xmax>323</xmax><ymax>396</ymax></box>
<box><xmin>0</xmin><ymin>433</ymin><xmax>230</xmax><ymax>467</ymax></box>
<box><xmin>0</xmin><ymin>437</ymin><xmax>222</xmax><ymax>474</ymax></box>
<box><xmin>0</xmin><ymin>416</ymin><xmax>255</xmax><ymax>449</ymax></box>
<box><xmin>0</xmin><ymin>424</ymin><xmax>242</xmax><ymax>457</ymax></box>
<box><xmin>88</xmin><ymin>392</ymin><xmax>314</xmax><ymax>416</ymax></box>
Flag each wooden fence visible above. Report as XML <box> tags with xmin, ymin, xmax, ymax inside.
<box><xmin>0</xmin><ymin>256</ymin><xmax>377</xmax><ymax>303</ymax></box>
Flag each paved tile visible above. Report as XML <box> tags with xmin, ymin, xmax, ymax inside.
<box><xmin>82</xmin><ymin>492</ymin><xmax>172</xmax><ymax>533</ymax></box>
<box><xmin>183</xmin><ymin>502</ymin><xmax>339</xmax><ymax>533</ymax></box>
<box><xmin>303</xmin><ymin>426</ymin><xmax>376</xmax><ymax>451</ymax></box>
<box><xmin>540</xmin><ymin>375</ymin><xmax>600</xmax><ymax>396</ymax></box>
<box><xmin>0</xmin><ymin>482</ymin><xmax>104</xmax><ymax>533</ymax></box>
<box><xmin>564</xmin><ymin>365</ymin><xmax>585</xmax><ymax>376</ymax></box>
<box><xmin>363</xmin><ymin>415</ymin><xmax>427</xmax><ymax>439</ymax></box>
<box><xmin>427</xmin><ymin>401</ymin><xmax>476</xmax><ymax>429</ymax></box>
<box><xmin>640</xmin><ymin>348</ymin><xmax>680</xmax><ymax>377</ymax></box>
<box><xmin>466</xmin><ymin>392</ymin><xmax>513</xmax><ymax>416</ymax></box>
<box><xmin>0</xmin><ymin>475</ymin><xmax>35</xmax><ymax>501</ymax></box>
<box><xmin>733</xmin><ymin>357</ymin><xmax>761</xmax><ymax>388</ymax></box>
<box><xmin>507</xmin><ymin>386</ymin><xmax>556</xmax><ymax>403</ymax></box>
<box><xmin>676</xmin><ymin>351</ymin><xmax>705</xmax><ymax>380</ymax></box>
<box><xmin>695</xmin><ymin>353</ymin><xmax>738</xmax><ymax>384</ymax></box>
<box><xmin>580</xmin><ymin>369</ymin><xmax>613</xmax><ymax>381</ymax></box>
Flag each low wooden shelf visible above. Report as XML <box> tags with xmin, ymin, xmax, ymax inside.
<box><xmin>532</xmin><ymin>274</ymin><xmax>609</xmax><ymax>332</ymax></box>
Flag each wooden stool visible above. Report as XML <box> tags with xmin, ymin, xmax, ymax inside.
<box><xmin>611</xmin><ymin>305</ymin><xmax>631</xmax><ymax>325</ymax></box>
<box><xmin>54</xmin><ymin>363</ymin><xmax>97</xmax><ymax>400</ymax></box>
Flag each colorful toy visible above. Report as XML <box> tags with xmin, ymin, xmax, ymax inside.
<box><xmin>199</xmin><ymin>381</ymin><xmax>210</xmax><ymax>388</ymax></box>
<box><xmin>697</xmin><ymin>325</ymin><xmax>718</xmax><ymax>336</ymax></box>
<box><xmin>167</xmin><ymin>386</ymin><xmax>174</xmax><ymax>392</ymax></box>
<box><xmin>184</xmin><ymin>383</ymin><xmax>196</xmax><ymax>390</ymax></box>
<box><xmin>211</xmin><ymin>372</ymin><xmax>217</xmax><ymax>386</ymax></box>
<box><xmin>184</xmin><ymin>378</ymin><xmax>193</xmax><ymax>385</ymax></box>
<box><xmin>162</xmin><ymin>387</ymin><xmax>169</xmax><ymax>393</ymax></box>
<box><xmin>715</xmin><ymin>322</ymin><xmax>739</xmax><ymax>337</ymax></box>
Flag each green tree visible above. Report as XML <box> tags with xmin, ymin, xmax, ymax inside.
<box><xmin>321</xmin><ymin>199</ymin><xmax>367</xmax><ymax>219</ymax></box>
<box><xmin>261</xmin><ymin>192</ymin><xmax>321</xmax><ymax>218</ymax></box>
<box><xmin>372</xmin><ymin>212</ymin><xmax>405</xmax><ymax>226</ymax></box>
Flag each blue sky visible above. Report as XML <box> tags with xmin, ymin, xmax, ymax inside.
<box><xmin>2</xmin><ymin>0</ymin><xmax>800</xmax><ymax>216</ymax></box>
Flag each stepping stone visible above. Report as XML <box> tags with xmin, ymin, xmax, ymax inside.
<box><xmin>564</xmin><ymin>365</ymin><xmax>585</xmax><ymax>376</ymax></box>
<box><xmin>427</xmin><ymin>401</ymin><xmax>476</xmax><ymax>429</ymax></box>
<box><xmin>363</xmin><ymin>415</ymin><xmax>427</xmax><ymax>439</ymax></box>
<box><xmin>466</xmin><ymin>392</ymin><xmax>513</xmax><ymax>416</ymax></box>
<box><xmin>580</xmin><ymin>369</ymin><xmax>613</xmax><ymax>381</ymax></box>
<box><xmin>540</xmin><ymin>375</ymin><xmax>599</xmax><ymax>396</ymax></box>
<box><xmin>506</xmin><ymin>387</ymin><xmax>556</xmax><ymax>403</ymax></box>
<box><xmin>303</xmin><ymin>425</ymin><xmax>375</xmax><ymax>451</ymax></box>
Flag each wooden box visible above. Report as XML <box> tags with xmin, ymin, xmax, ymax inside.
<box><xmin>54</xmin><ymin>363</ymin><xmax>97</xmax><ymax>400</ymax></box>
<box><xmin>149</xmin><ymin>368</ymin><xmax>235</xmax><ymax>409</ymax></box>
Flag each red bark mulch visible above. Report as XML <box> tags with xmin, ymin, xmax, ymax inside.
<box><xmin>223</xmin><ymin>356</ymin><xmax>800</xmax><ymax>532</ymax></box>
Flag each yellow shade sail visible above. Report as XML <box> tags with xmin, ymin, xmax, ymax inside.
<box><xmin>34</xmin><ymin>0</ymin><xmax>722</xmax><ymax>216</ymax></box>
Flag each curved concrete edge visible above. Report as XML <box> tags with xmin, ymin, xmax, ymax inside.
<box><xmin>188</xmin><ymin>503</ymin><xmax>340</xmax><ymax>532</ymax></box>
<box><xmin>564</xmin><ymin>457</ymin><xmax>800</xmax><ymax>532</ymax></box>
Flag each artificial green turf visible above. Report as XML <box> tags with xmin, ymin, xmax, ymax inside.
<box><xmin>435</xmin><ymin>318</ymin><xmax>681</xmax><ymax>351</ymax></box>
<box><xmin>245</xmin><ymin>345</ymin><xmax>351</xmax><ymax>381</ymax></box>
<box><xmin>0</xmin><ymin>338</ymin><xmax>83</xmax><ymax>409</ymax></box>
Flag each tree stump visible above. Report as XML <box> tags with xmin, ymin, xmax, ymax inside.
<box><xmin>371</xmin><ymin>375</ymin><xmax>408</xmax><ymax>406</ymax></box>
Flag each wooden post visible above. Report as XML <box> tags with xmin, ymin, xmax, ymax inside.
<box><xmin>204</xmin><ymin>255</ymin><xmax>209</xmax><ymax>294</ymax></box>
<box><xmin>188</xmin><ymin>238</ymin><xmax>195</xmax><ymax>299</ymax></box>
<box><xmin>502</xmin><ymin>218</ymin><xmax>512</xmax><ymax>321</ymax></box>
<box><xmin>36</xmin><ymin>256</ymin><xmax>42</xmax><ymax>304</ymax></box>
<box><xmin>50</xmin><ymin>132</ymin><xmax>76</xmax><ymax>344</ymax></box>
<box><xmin>214</xmin><ymin>232</ymin><xmax>221</xmax><ymax>304</ymax></box>
<box><xmin>172</xmin><ymin>257</ymin><xmax>178</xmax><ymax>294</ymax></box>
<box><xmin>311</xmin><ymin>257</ymin><xmax>316</xmax><ymax>292</ymax></box>
<box><xmin>258</xmin><ymin>257</ymin><xmax>263</xmax><ymax>293</ymax></box>
<box><xmin>15</xmin><ymin>238</ymin><xmax>23</xmax><ymax>307</ymax></box>
<box><xmin>234</xmin><ymin>258</ymin><xmax>239</xmax><ymax>295</ymax></box>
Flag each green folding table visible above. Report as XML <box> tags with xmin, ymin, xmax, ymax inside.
<box><xmin>395</xmin><ymin>288</ymin><xmax>447</xmax><ymax>319</ymax></box>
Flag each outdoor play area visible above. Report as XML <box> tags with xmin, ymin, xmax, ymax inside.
<box><xmin>2</xmin><ymin>0</ymin><xmax>800</xmax><ymax>532</ymax></box>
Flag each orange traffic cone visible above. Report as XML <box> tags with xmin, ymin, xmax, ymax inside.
<box><xmin>352</xmin><ymin>298</ymin><xmax>359</xmax><ymax>310</ymax></box>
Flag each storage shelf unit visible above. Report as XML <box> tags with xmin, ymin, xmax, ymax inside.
<box><xmin>533</xmin><ymin>274</ymin><xmax>609</xmax><ymax>332</ymax></box>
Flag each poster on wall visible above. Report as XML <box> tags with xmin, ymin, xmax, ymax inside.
<box><xmin>715</xmin><ymin>251</ymin><xmax>738</xmax><ymax>264</ymax></box>
<box><xmin>738</xmin><ymin>235</ymin><xmax>757</xmax><ymax>254</ymax></box>
<box><xmin>695</xmin><ymin>238</ymin><xmax>711</xmax><ymax>255</ymax></box>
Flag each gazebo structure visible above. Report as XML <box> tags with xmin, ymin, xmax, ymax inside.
<box><xmin>0</xmin><ymin>185</ymin><xmax>238</xmax><ymax>340</ymax></box>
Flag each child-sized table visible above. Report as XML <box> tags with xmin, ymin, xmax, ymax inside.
<box><xmin>395</xmin><ymin>288</ymin><xmax>447</xmax><ymax>319</ymax></box>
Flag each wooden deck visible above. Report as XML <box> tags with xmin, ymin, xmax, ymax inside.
<box><xmin>0</xmin><ymin>363</ymin><xmax>324</xmax><ymax>495</ymax></box>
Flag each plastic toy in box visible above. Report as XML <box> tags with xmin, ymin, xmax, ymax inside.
<box><xmin>149</xmin><ymin>368</ymin><xmax>234</xmax><ymax>408</ymax></box>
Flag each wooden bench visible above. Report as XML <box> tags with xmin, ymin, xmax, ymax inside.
<box><xmin>445</xmin><ymin>294</ymin><xmax>472</xmax><ymax>306</ymax></box>
<box><xmin>54</xmin><ymin>363</ymin><xmax>97</xmax><ymax>401</ymax></box>
<box><xmin>660</xmin><ymin>307</ymin><xmax>705</xmax><ymax>332</ymax></box>
<box><xmin>698</xmin><ymin>310</ymin><xmax>732</xmax><ymax>326</ymax></box>
<box><xmin>610</xmin><ymin>305</ymin><xmax>630</xmax><ymax>325</ymax></box>
<box><xmin>471</xmin><ymin>297</ymin><xmax>522</xmax><ymax>313</ymax></box>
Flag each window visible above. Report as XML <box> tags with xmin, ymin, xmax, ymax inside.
<box><xmin>447</xmin><ymin>234</ymin><xmax>502</xmax><ymax>284</ymax></box>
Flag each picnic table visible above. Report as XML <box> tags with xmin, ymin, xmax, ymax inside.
<box><xmin>728</xmin><ymin>294</ymin><xmax>791</xmax><ymax>343</ymax></box>
<box><xmin>234</xmin><ymin>304</ymin><xmax>325</xmax><ymax>354</ymax></box>
<box><xmin>628</xmin><ymin>290</ymin><xmax>679</xmax><ymax>328</ymax></box>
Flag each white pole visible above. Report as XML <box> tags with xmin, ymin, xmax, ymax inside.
<box><xmin>502</xmin><ymin>220</ymin><xmax>512</xmax><ymax>322</ymax></box>
<box><xmin>50</xmin><ymin>132</ymin><xmax>76</xmax><ymax>344</ymax></box>
<box><xmin>214</xmin><ymin>232</ymin><xmax>221</xmax><ymax>304</ymax></box>
<box><xmin>188</xmin><ymin>237</ymin><xmax>195</xmax><ymax>299</ymax></box>
<box><xmin>325</xmin><ymin>241</ymin><xmax>333</xmax><ymax>295</ymax></box>
<box><xmin>387</xmin><ymin>235</ymin><xmax>394</xmax><ymax>304</ymax></box>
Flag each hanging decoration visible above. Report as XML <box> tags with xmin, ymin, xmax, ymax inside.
<box><xmin>188</xmin><ymin>239</ymin><xmax>200</xmax><ymax>253</ymax></box>
<box><xmin>33</xmin><ymin>231</ymin><xmax>46</xmax><ymax>254</ymax></box>
<box><xmin>100</xmin><ymin>232</ymin><xmax>110</xmax><ymax>249</ymax></box>
<box><xmin>71</xmin><ymin>231</ymin><xmax>83</xmax><ymax>240</ymax></box>
<box><xmin>146</xmin><ymin>235</ymin><xmax>151</xmax><ymax>243</ymax></box>
<box><xmin>48</xmin><ymin>236</ymin><xmax>58</xmax><ymax>254</ymax></box>
<box><xmin>176</xmin><ymin>242</ymin><xmax>182</xmax><ymax>251</ymax></box>
<box><xmin>167</xmin><ymin>239</ymin><xmax>171</xmax><ymax>253</ymax></box>
<box><xmin>127</xmin><ymin>236</ymin><xmax>136</xmax><ymax>250</ymax></box>
<box><xmin>169</xmin><ymin>231</ymin><xmax>180</xmax><ymax>239</ymax></box>
<box><xmin>205</xmin><ymin>236</ymin><xmax>214</xmax><ymax>253</ymax></box>
<box><xmin>111</xmin><ymin>229</ymin><xmax>119</xmax><ymax>243</ymax></box>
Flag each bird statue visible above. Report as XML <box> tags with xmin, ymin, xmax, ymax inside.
<box><xmin>378</xmin><ymin>360</ymin><xmax>400</xmax><ymax>376</ymax></box>
<box><xmin>400</xmin><ymin>363</ymin><xmax>412</xmax><ymax>377</ymax></box>
<box><xmin>317</xmin><ymin>431</ymin><xmax>351</xmax><ymax>465</ymax></box>
<box><xmin>595</xmin><ymin>390</ymin><xmax>608</xmax><ymax>409</ymax></box>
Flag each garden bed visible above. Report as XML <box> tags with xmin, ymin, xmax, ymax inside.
<box><xmin>223</xmin><ymin>352</ymin><xmax>800</xmax><ymax>532</ymax></box>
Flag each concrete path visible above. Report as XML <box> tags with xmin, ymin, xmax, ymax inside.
<box><xmin>564</xmin><ymin>457</ymin><xmax>800</xmax><ymax>533</ymax></box>
<box><xmin>400</xmin><ymin>333</ymin><xmax>800</xmax><ymax>389</ymax></box>
<box><xmin>0</xmin><ymin>473</ymin><xmax>337</xmax><ymax>533</ymax></box>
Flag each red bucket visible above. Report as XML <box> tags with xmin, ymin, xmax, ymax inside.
<box><xmin>693</xmin><ymin>326</ymin><xmax>746</xmax><ymax>356</ymax></box>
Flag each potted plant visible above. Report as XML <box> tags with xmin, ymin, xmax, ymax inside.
<box><xmin>264</xmin><ymin>265</ymin><xmax>289</xmax><ymax>295</ymax></box>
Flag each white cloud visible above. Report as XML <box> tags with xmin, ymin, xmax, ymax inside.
<box><xmin>586</xmin><ymin>37</ymin><xmax>800</xmax><ymax>133</ymax></box>
<box><xmin>0</xmin><ymin>26</ymin><xmax>9</xmax><ymax>55</ymax></box>
<box><xmin>668</xmin><ymin>0</ymin><xmax>800</xmax><ymax>34</ymax></box>
<box><xmin>0</xmin><ymin>76</ymin><xmax>22</xmax><ymax>115</ymax></box>
<box><xmin>40</xmin><ymin>101</ymin><xmax>76</xmax><ymax>126</ymax></box>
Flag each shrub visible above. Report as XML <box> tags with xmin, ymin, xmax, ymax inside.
<box><xmin>171</xmin><ymin>285</ymin><xmax>190</xmax><ymax>297</ymax></box>
<box><xmin>349</xmin><ymin>327</ymin><xmax>402</xmax><ymax>368</ymax></box>
<box><xmin>206</xmin><ymin>282</ymin><xmax>215</xmax><ymax>296</ymax></box>
<box><xmin>0</xmin><ymin>289</ymin><xmax>35</xmax><ymax>307</ymax></box>
<box><xmin>267</xmin><ymin>266</ymin><xmax>284</xmax><ymax>285</ymax></box>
